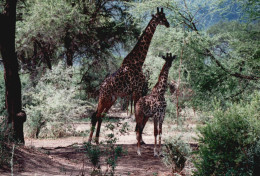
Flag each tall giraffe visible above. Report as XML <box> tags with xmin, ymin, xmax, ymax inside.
<box><xmin>135</xmin><ymin>53</ymin><xmax>176</xmax><ymax>156</ymax></box>
<box><xmin>88</xmin><ymin>8</ymin><xmax>170</xmax><ymax>143</ymax></box>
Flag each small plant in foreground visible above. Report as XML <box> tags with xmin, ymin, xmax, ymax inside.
<box><xmin>162</xmin><ymin>135</ymin><xmax>191</xmax><ymax>174</ymax></box>
<box><xmin>84</xmin><ymin>142</ymin><xmax>102</xmax><ymax>174</ymax></box>
<box><xmin>84</xmin><ymin>119</ymin><xmax>128</xmax><ymax>175</ymax></box>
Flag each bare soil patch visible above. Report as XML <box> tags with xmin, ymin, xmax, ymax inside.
<box><xmin>0</xmin><ymin>108</ymin><xmax>197</xmax><ymax>175</ymax></box>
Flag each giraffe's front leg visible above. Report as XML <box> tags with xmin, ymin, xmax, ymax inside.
<box><xmin>135</xmin><ymin>102</ymin><xmax>145</xmax><ymax>156</ymax></box>
<box><xmin>135</xmin><ymin>115</ymin><xmax>149</xmax><ymax>145</ymax></box>
<box><xmin>154</xmin><ymin>119</ymin><xmax>159</xmax><ymax>156</ymax></box>
<box><xmin>88</xmin><ymin>111</ymin><xmax>98</xmax><ymax>143</ymax></box>
<box><xmin>158</xmin><ymin>109</ymin><xmax>166</xmax><ymax>156</ymax></box>
<box><xmin>136</xmin><ymin>124</ymin><xmax>142</xmax><ymax>156</ymax></box>
<box><xmin>94</xmin><ymin>96</ymin><xmax>117</xmax><ymax>144</ymax></box>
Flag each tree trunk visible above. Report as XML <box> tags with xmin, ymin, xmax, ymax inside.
<box><xmin>64</xmin><ymin>30</ymin><xmax>74</xmax><ymax>67</ymax></box>
<box><xmin>0</xmin><ymin>0</ymin><xmax>26</xmax><ymax>144</ymax></box>
<box><xmin>66</xmin><ymin>51</ymin><xmax>74</xmax><ymax>67</ymax></box>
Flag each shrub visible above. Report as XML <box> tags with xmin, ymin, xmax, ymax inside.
<box><xmin>84</xmin><ymin>119</ymin><xmax>128</xmax><ymax>175</ymax></box>
<box><xmin>162</xmin><ymin>135</ymin><xmax>191</xmax><ymax>174</ymax></box>
<box><xmin>193</xmin><ymin>92</ymin><xmax>260</xmax><ymax>175</ymax></box>
<box><xmin>0</xmin><ymin>116</ymin><xmax>11</xmax><ymax>168</ymax></box>
<box><xmin>23</xmin><ymin>62</ymin><xmax>91</xmax><ymax>138</ymax></box>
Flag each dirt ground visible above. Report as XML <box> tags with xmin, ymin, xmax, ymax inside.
<box><xmin>0</xmin><ymin>109</ymin><xmax>198</xmax><ymax>176</ymax></box>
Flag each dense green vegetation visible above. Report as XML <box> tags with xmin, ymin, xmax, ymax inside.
<box><xmin>0</xmin><ymin>0</ymin><xmax>259</xmax><ymax>174</ymax></box>
<box><xmin>194</xmin><ymin>92</ymin><xmax>260</xmax><ymax>175</ymax></box>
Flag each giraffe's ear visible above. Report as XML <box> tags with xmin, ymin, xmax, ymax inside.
<box><xmin>162</xmin><ymin>55</ymin><xmax>166</xmax><ymax>60</ymax></box>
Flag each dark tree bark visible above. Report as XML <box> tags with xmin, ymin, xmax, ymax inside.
<box><xmin>0</xmin><ymin>0</ymin><xmax>26</xmax><ymax>144</ymax></box>
<box><xmin>64</xmin><ymin>30</ymin><xmax>75</xmax><ymax>67</ymax></box>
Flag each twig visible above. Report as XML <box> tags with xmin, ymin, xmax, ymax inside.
<box><xmin>10</xmin><ymin>144</ymin><xmax>15</xmax><ymax>176</ymax></box>
<box><xmin>176</xmin><ymin>25</ymin><xmax>187</xmax><ymax>125</ymax></box>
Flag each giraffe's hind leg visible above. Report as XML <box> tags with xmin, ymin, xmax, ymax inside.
<box><xmin>88</xmin><ymin>111</ymin><xmax>98</xmax><ymax>143</ymax></box>
<box><xmin>94</xmin><ymin>97</ymin><xmax>117</xmax><ymax>144</ymax></box>
<box><xmin>135</xmin><ymin>124</ymin><xmax>146</xmax><ymax>145</ymax></box>
<box><xmin>135</xmin><ymin>104</ymin><xmax>145</xmax><ymax>156</ymax></box>
<box><xmin>135</xmin><ymin>115</ymin><xmax>149</xmax><ymax>145</ymax></box>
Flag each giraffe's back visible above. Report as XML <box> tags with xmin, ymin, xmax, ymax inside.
<box><xmin>99</xmin><ymin>66</ymin><xmax>147</xmax><ymax>98</ymax></box>
<box><xmin>137</xmin><ymin>94</ymin><xmax>166</xmax><ymax>119</ymax></box>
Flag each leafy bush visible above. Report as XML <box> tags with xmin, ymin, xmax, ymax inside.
<box><xmin>23</xmin><ymin>62</ymin><xmax>91</xmax><ymax>138</ymax></box>
<box><xmin>0</xmin><ymin>116</ymin><xmax>11</xmax><ymax>168</ymax></box>
<box><xmin>84</xmin><ymin>119</ymin><xmax>128</xmax><ymax>175</ymax></box>
<box><xmin>162</xmin><ymin>135</ymin><xmax>191</xmax><ymax>174</ymax></box>
<box><xmin>193</xmin><ymin>92</ymin><xmax>260</xmax><ymax>175</ymax></box>
<box><xmin>84</xmin><ymin>142</ymin><xmax>101</xmax><ymax>174</ymax></box>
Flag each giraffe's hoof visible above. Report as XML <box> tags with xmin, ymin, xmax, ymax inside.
<box><xmin>137</xmin><ymin>148</ymin><xmax>141</xmax><ymax>156</ymax></box>
<box><xmin>159</xmin><ymin>152</ymin><xmax>164</xmax><ymax>157</ymax></box>
<box><xmin>154</xmin><ymin>148</ymin><xmax>159</xmax><ymax>157</ymax></box>
<box><xmin>94</xmin><ymin>138</ymin><xmax>99</xmax><ymax>144</ymax></box>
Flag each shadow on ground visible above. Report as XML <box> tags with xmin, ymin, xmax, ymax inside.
<box><xmin>0</xmin><ymin>144</ymin><xmax>172</xmax><ymax>176</ymax></box>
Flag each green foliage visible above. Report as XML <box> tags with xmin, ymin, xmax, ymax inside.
<box><xmin>23</xmin><ymin>62</ymin><xmax>90</xmax><ymax>138</ymax></box>
<box><xmin>84</xmin><ymin>142</ymin><xmax>101</xmax><ymax>171</ymax></box>
<box><xmin>15</xmin><ymin>0</ymin><xmax>140</xmax><ymax>97</ymax></box>
<box><xmin>193</xmin><ymin>92</ymin><xmax>260</xmax><ymax>175</ymax></box>
<box><xmin>0</xmin><ymin>117</ymin><xmax>9</xmax><ymax>168</ymax></box>
<box><xmin>16</xmin><ymin>0</ymin><xmax>88</xmax><ymax>54</ymax></box>
<box><xmin>84</xmin><ymin>119</ymin><xmax>128</xmax><ymax>175</ymax></box>
<box><xmin>128</xmin><ymin>0</ymin><xmax>260</xmax><ymax>111</ymax></box>
<box><xmin>162</xmin><ymin>135</ymin><xmax>191</xmax><ymax>173</ymax></box>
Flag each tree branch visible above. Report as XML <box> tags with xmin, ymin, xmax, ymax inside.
<box><xmin>180</xmin><ymin>11</ymin><xmax>259</xmax><ymax>81</ymax></box>
<box><xmin>206</xmin><ymin>49</ymin><xmax>259</xmax><ymax>80</ymax></box>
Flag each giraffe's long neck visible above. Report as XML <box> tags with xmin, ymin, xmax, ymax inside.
<box><xmin>152</xmin><ymin>62</ymin><xmax>172</xmax><ymax>96</ymax></box>
<box><xmin>121</xmin><ymin>18</ymin><xmax>158</xmax><ymax>69</ymax></box>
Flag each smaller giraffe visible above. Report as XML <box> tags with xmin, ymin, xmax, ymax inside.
<box><xmin>135</xmin><ymin>53</ymin><xmax>176</xmax><ymax>156</ymax></box>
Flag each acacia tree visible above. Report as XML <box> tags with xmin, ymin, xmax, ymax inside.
<box><xmin>0</xmin><ymin>0</ymin><xmax>26</xmax><ymax>143</ymax></box>
<box><xmin>16</xmin><ymin>0</ymin><xmax>139</xmax><ymax>97</ymax></box>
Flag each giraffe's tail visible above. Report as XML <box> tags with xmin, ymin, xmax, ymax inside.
<box><xmin>126</xmin><ymin>95</ymin><xmax>134</xmax><ymax>116</ymax></box>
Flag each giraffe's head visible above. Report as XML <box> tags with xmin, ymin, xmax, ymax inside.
<box><xmin>152</xmin><ymin>7</ymin><xmax>170</xmax><ymax>28</ymax></box>
<box><xmin>162</xmin><ymin>53</ymin><xmax>176</xmax><ymax>66</ymax></box>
